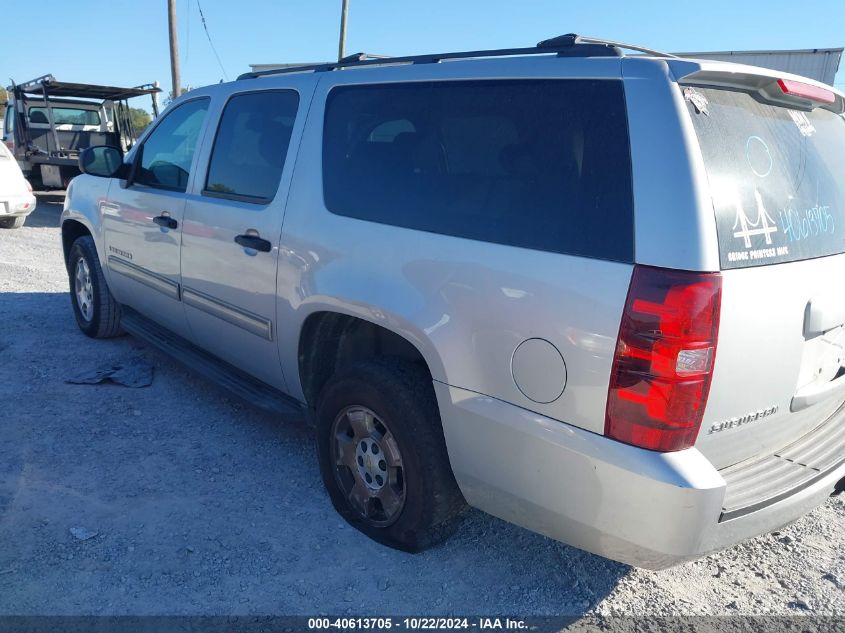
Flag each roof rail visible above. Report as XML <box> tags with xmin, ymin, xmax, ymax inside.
<box><xmin>538</xmin><ymin>33</ymin><xmax>677</xmax><ymax>59</ymax></box>
<box><xmin>338</xmin><ymin>52</ymin><xmax>391</xmax><ymax>63</ymax></box>
<box><xmin>237</xmin><ymin>33</ymin><xmax>675</xmax><ymax>81</ymax></box>
<box><xmin>239</xmin><ymin>33</ymin><xmax>621</xmax><ymax>80</ymax></box>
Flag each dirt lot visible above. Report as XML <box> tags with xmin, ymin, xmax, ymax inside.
<box><xmin>0</xmin><ymin>194</ymin><xmax>843</xmax><ymax>617</ymax></box>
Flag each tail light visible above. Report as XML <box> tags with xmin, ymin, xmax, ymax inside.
<box><xmin>605</xmin><ymin>265</ymin><xmax>722</xmax><ymax>452</ymax></box>
<box><xmin>25</xmin><ymin>180</ymin><xmax>32</xmax><ymax>193</ymax></box>
<box><xmin>777</xmin><ymin>78</ymin><xmax>835</xmax><ymax>105</ymax></box>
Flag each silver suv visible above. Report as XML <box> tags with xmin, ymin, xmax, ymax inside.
<box><xmin>60</xmin><ymin>35</ymin><xmax>845</xmax><ymax>569</ymax></box>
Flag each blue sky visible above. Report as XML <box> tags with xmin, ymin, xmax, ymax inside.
<box><xmin>4</xmin><ymin>0</ymin><xmax>844</xmax><ymax>111</ymax></box>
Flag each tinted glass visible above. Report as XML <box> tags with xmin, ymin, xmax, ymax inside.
<box><xmin>29</xmin><ymin>107</ymin><xmax>100</xmax><ymax>126</ymax></box>
<box><xmin>687</xmin><ymin>87</ymin><xmax>845</xmax><ymax>268</ymax></box>
<box><xmin>136</xmin><ymin>98</ymin><xmax>209</xmax><ymax>192</ymax></box>
<box><xmin>205</xmin><ymin>90</ymin><xmax>299</xmax><ymax>202</ymax></box>
<box><xmin>322</xmin><ymin>80</ymin><xmax>634</xmax><ymax>261</ymax></box>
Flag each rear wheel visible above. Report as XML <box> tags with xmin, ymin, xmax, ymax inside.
<box><xmin>60</xmin><ymin>166</ymin><xmax>78</xmax><ymax>190</ymax></box>
<box><xmin>316</xmin><ymin>360</ymin><xmax>466</xmax><ymax>551</ymax></box>
<box><xmin>67</xmin><ymin>235</ymin><xmax>122</xmax><ymax>338</ymax></box>
<box><xmin>0</xmin><ymin>216</ymin><xmax>25</xmax><ymax>229</ymax></box>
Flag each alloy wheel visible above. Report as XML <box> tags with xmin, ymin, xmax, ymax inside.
<box><xmin>330</xmin><ymin>405</ymin><xmax>406</xmax><ymax>526</ymax></box>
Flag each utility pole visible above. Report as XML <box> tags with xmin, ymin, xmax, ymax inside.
<box><xmin>338</xmin><ymin>0</ymin><xmax>349</xmax><ymax>61</ymax></box>
<box><xmin>168</xmin><ymin>0</ymin><xmax>182</xmax><ymax>99</ymax></box>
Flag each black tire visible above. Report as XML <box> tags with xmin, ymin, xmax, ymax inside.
<box><xmin>316</xmin><ymin>360</ymin><xmax>466</xmax><ymax>552</ymax></box>
<box><xmin>0</xmin><ymin>216</ymin><xmax>26</xmax><ymax>229</ymax></box>
<box><xmin>67</xmin><ymin>235</ymin><xmax>123</xmax><ymax>338</ymax></box>
<box><xmin>59</xmin><ymin>166</ymin><xmax>79</xmax><ymax>190</ymax></box>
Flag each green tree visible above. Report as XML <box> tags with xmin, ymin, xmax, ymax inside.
<box><xmin>130</xmin><ymin>107</ymin><xmax>152</xmax><ymax>133</ymax></box>
<box><xmin>163</xmin><ymin>85</ymin><xmax>194</xmax><ymax>108</ymax></box>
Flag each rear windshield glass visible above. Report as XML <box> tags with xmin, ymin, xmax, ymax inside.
<box><xmin>323</xmin><ymin>80</ymin><xmax>634</xmax><ymax>262</ymax></box>
<box><xmin>687</xmin><ymin>87</ymin><xmax>845</xmax><ymax>269</ymax></box>
<box><xmin>28</xmin><ymin>107</ymin><xmax>101</xmax><ymax>126</ymax></box>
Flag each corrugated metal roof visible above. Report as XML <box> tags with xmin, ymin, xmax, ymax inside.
<box><xmin>677</xmin><ymin>48</ymin><xmax>843</xmax><ymax>85</ymax></box>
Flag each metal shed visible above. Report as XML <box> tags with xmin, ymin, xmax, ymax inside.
<box><xmin>678</xmin><ymin>48</ymin><xmax>843</xmax><ymax>86</ymax></box>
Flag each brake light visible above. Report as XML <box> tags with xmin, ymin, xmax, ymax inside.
<box><xmin>605</xmin><ymin>266</ymin><xmax>722</xmax><ymax>452</ymax></box>
<box><xmin>777</xmin><ymin>78</ymin><xmax>835</xmax><ymax>105</ymax></box>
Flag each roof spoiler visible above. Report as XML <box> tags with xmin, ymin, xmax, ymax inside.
<box><xmin>668</xmin><ymin>59</ymin><xmax>845</xmax><ymax>114</ymax></box>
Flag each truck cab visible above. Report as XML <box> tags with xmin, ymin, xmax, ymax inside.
<box><xmin>3</xmin><ymin>75</ymin><xmax>160</xmax><ymax>188</ymax></box>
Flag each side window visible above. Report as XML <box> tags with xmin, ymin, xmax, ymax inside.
<box><xmin>3</xmin><ymin>107</ymin><xmax>13</xmax><ymax>137</ymax></box>
<box><xmin>135</xmin><ymin>98</ymin><xmax>209</xmax><ymax>192</ymax></box>
<box><xmin>322</xmin><ymin>80</ymin><xmax>634</xmax><ymax>262</ymax></box>
<box><xmin>204</xmin><ymin>90</ymin><xmax>300</xmax><ymax>203</ymax></box>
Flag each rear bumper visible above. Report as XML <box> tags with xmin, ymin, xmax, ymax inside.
<box><xmin>0</xmin><ymin>192</ymin><xmax>37</xmax><ymax>217</ymax></box>
<box><xmin>435</xmin><ymin>383</ymin><xmax>845</xmax><ymax>570</ymax></box>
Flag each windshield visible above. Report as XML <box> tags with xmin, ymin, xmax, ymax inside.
<box><xmin>687</xmin><ymin>86</ymin><xmax>845</xmax><ymax>269</ymax></box>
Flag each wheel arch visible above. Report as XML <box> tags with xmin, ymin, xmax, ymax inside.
<box><xmin>296</xmin><ymin>308</ymin><xmax>446</xmax><ymax>409</ymax></box>
<box><xmin>61</xmin><ymin>219</ymin><xmax>93</xmax><ymax>270</ymax></box>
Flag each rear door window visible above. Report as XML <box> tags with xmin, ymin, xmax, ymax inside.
<box><xmin>686</xmin><ymin>87</ymin><xmax>845</xmax><ymax>268</ymax></box>
<box><xmin>204</xmin><ymin>90</ymin><xmax>300</xmax><ymax>203</ymax></box>
<box><xmin>322</xmin><ymin>80</ymin><xmax>634</xmax><ymax>262</ymax></box>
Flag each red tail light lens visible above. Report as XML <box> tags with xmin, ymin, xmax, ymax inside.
<box><xmin>777</xmin><ymin>78</ymin><xmax>835</xmax><ymax>105</ymax></box>
<box><xmin>605</xmin><ymin>266</ymin><xmax>722</xmax><ymax>452</ymax></box>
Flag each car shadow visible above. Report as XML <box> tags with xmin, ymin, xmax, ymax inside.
<box><xmin>0</xmin><ymin>291</ymin><xmax>630</xmax><ymax>616</ymax></box>
<box><xmin>23</xmin><ymin>191</ymin><xmax>66</xmax><ymax>229</ymax></box>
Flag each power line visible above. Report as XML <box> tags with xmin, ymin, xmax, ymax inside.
<box><xmin>196</xmin><ymin>0</ymin><xmax>229</xmax><ymax>81</ymax></box>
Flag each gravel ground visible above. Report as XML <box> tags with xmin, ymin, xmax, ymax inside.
<box><xmin>0</xmin><ymin>194</ymin><xmax>843</xmax><ymax>617</ymax></box>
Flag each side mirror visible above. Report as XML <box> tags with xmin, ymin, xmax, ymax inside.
<box><xmin>78</xmin><ymin>146</ymin><xmax>128</xmax><ymax>179</ymax></box>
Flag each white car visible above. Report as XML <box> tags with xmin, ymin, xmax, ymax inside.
<box><xmin>0</xmin><ymin>139</ymin><xmax>36</xmax><ymax>228</ymax></box>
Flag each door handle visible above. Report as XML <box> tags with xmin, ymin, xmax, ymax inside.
<box><xmin>153</xmin><ymin>214</ymin><xmax>178</xmax><ymax>230</ymax></box>
<box><xmin>235</xmin><ymin>233</ymin><xmax>272</xmax><ymax>253</ymax></box>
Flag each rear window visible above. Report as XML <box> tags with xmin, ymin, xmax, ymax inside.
<box><xmin>28</xmin><ymin>106</ymin><xmax>101</xmax><ymax>126</ymax></box>
<box><xmin>687</xmin><ymin>87</ymin><xmax>845</xmax><ymax>269</ymax></box>
<box><xmin>322</xmin><ymin>80</ymin><xmax>634</xmax><ymax>262</ymax></box>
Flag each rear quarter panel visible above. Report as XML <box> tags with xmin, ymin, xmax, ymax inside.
<box><xmin>275</xmin><ymin>58</ymin><xmax>634</xmax><ymax>434</ymax></box>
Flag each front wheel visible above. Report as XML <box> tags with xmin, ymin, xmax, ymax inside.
<box><xmin>67</xmin><ymin>235</ymin><xmax>122</xmax><ymax>338</ymax></box>
<box><xmin>316</xmin><ymin>360</ymin><xmax>466</xmax><ymax>552</ymax></box>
